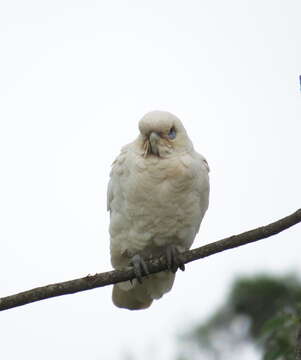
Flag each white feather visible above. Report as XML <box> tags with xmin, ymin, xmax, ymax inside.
<box><xmin>107</xmin><ymin>111</ymin><xmax>210</xmax><ymax>310</ymax></box>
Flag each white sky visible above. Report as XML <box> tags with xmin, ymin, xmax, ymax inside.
<box><xmin>0</xmin><ymin>1</ymin><xmax>300</xmax><ymax>359</ymax></box>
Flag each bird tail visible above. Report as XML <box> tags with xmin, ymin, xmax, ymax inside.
<box><xmin>112</xmin><ymin>284</ymin><xmax>153</xmax><ymax>310</ymax></box>
<box><xmin>112</xmin><ymin>272</ymin><xmax>175</xmax><ymax>310</ymax></box>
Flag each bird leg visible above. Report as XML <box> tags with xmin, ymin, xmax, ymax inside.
<box><xmin>130</xmin><ymin>254</ymin><xmax>150</xmax><ymax>284</ymax></box>
<box><xmin>165</xmin><ymin>245</ymin><xmax>185</xmax><ymax>273</ymax></box>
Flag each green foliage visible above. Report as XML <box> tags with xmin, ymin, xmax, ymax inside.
<box><xmin>230</xmin><ymin>275</ymin><xmax>301</xmax><ymax>338</ymax></box>
<box><xmin>178</xmin><ymin>274</ymin><xmax>301</xmax><ymax>360</ymax></box>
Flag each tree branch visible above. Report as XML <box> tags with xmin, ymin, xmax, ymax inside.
<box><xmin>1</xmin><ymin>209</ymin><xmax>300</xmax><ymax>312</ymax></box>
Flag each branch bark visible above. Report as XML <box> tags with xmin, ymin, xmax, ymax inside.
<box><xmin>0</xmin><ymin>209</ymin><xmax>300</xmax><ymax>312</ymax></box>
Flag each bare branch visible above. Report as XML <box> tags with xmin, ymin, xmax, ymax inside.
<box><xmin>0</xmin><ymin>209</ymin><xmax>300</xmax><ymax>312</ymax></box>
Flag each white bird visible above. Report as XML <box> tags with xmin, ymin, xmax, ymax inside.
<box><xmin>107</xmin><ymin>111</ymin><xmax>210</xmax><ymax>310</ymax></box>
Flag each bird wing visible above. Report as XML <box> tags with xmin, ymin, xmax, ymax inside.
<box><xmin>107</xmin><ymin>145</ymin><xmax>130</xmax><ymax>213</ymax></box>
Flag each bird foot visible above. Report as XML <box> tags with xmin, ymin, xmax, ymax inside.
<box><xmin>130</xmin><ymin>254</ymin><xmax>150</xmax><ymax>284</ymax></box>
<box><xmin>166</xmin><ymin>245</ymin><xmax>185</xmax><ymax>273</ymax></box>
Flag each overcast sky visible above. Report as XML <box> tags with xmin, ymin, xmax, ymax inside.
<box><xmin>0</xmin><ymin>1</ymin><xmax>300</xmax><ymax>359</ymax></box>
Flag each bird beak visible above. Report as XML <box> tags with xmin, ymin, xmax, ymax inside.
<box><xmin>149</xmin><ymin>132</ymin><xmax>160</xmax><ymax>156</ymax></box>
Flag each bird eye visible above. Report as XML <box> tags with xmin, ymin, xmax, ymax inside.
<box><xmin>168</xmin><ymin>127</ymin><xmax>176</xmax><ymax>140</ymax></box>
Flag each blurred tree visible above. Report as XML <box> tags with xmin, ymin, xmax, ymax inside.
<box><xmin>177</xmin><ymin>274</ymin><xmax>301</xmax><ymax>360</ymax></box>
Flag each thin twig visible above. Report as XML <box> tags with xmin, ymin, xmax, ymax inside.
<box><xmin>0</xmin><ymin>209</ymin><xmax>300</xmax><ymax>312</ymax></box>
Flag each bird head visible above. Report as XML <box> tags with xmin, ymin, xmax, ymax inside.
<box><xmin>138</xmin><ymin>111</ymin><xmax>193</xmax><ymax>158</ymax></box>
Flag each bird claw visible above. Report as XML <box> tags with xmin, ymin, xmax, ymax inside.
<box><xmin>130</xmin><ymin>254</ymin><xmax>150</xmax><ymax>284</ymax></box>
<box><xmin>166</xmin><ymin>245</ymin><xmax>185</xmax><ymax>273</ymax></box>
